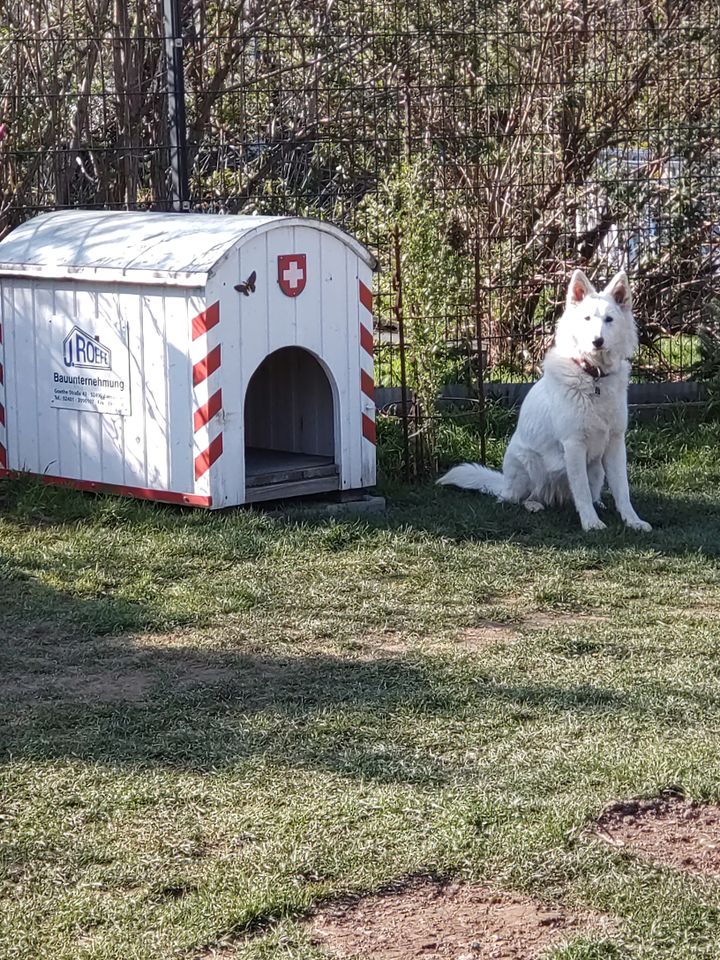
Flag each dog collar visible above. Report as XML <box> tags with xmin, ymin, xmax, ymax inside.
<box><xmin>572</xmin><ymin>357</ymin><xmax>608</xmax><ymax>380</ymax></box>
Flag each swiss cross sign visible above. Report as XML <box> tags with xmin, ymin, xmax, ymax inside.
<box><xmin>278</xmin><ymin>254</ymin><xmax>306</xmax><ymax>297</ymax></box>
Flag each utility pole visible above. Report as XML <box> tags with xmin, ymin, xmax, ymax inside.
<box><xmin>162</xmin><ymin>0</ymin><xmax>190</xmax><ymax>211</ymax></box>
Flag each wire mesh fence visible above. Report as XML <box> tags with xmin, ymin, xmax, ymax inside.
<box><xmin>1</xmin><ymin>1</ymin><xmax>719</xmax><ymax>473</ymax></box>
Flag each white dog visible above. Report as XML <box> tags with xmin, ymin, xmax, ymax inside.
<box><xmin>438</xmin><ymin>270</ymin><xmax>651</xmax><ymax>533</ymax></box>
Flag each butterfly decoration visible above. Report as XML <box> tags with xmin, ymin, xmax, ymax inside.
<box><xmin>234</xmin><ymin>271</ymin><xmax>257</xmax><ymax>296</ymax></box>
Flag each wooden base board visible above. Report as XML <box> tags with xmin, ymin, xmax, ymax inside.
<box><xmin>245</xmin><ymin>446</ymin><xmax>338</xmax><ymax>490</ymax></box>
<box><xmin>244</xmin><ymin>473</ymin><xmax>340</xmax><ymax>503</ymax></box>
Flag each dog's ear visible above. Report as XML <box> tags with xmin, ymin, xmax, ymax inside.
<box><xmin>567</xmin><ymin>269</ymin><xmax>595</xmax><ymax>307</ymax></box>
<box><xmin>605</xmin><ymin>271</ymin><xmax>632</xmax><ymax>312</ymax></box>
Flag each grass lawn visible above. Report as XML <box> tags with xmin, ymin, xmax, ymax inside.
<box><xmin>2</xmin><ymin>415</ymin><xmax>720</xmax><ymax>959</ymax></box>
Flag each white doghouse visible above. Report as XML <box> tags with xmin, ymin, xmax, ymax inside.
<box><xmin>0</xmin><ymin>211</ymin><xmax>377</xmax><ymax>507</ymax></box>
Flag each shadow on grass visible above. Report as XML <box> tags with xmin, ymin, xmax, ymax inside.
<box><xmin>4</xmin><ymin>451</ymin><xmax>720</xmax><ymax>560</ymax></box>
<box><xmin>373</xmin><ymin>482</ymin><xmax>720</xmax><ymax>557</ymax></box>
<box><xmin>1</xmin><ymin>549</ymin><xmax>716</xmax><ymax>783</ymax></box>
<box><xmin>2</xmin><ymin>454</ymin><xmax>720</xmax><ymax>781</ymax></box>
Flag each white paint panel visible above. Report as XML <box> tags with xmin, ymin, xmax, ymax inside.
<box><xmin>166</xmin><ymin>290</ymin><xmax>197</xmax><ymax>495</ymax></box>
<box><xmin>36</xmin><ymin>283</ymin><xmax>128</xmax><ymax>483</ymax></box>
<box><xmin>226</xmin><ymin>232</ymin><xmax>275</xmax><ymax>505</ymax></box>
<box><xmin>72</xmin><ymin>286</ymin><xmax>103</xmax><ymax>480</ymax></box>
<box><xmin>292</xmin><ymin>226</ymin><xmax>322</xmax><ymax>357</ymax></box>
<box><xmin>237</xmin><ymin>232</ymin><xmax>272</xmax><ymax>382</ymax></box>
<box><xmin>33</xmin><ymin>283</ymin><xmax>62</xmax><ymax>476</ymax></box>
<box><xmin>111</xmin><ymin>287</ymin><xmax>145</xmax><ymax>486</ymax></box>
<box><xmin>1</xmin><ymin>280</ymin><xmax>200</xmax><ymax>496</ymax></box>
<box><xmin>141</xmin><ymin>292</ymin><xmax>170</xmax><ymax>488</ymax></box>
<box><xmin>320</xmin><ymin>235</ymin><xmax>354</xmax><ymax>487</ymax></box>
<box><xmin>5</xmin><ymin>282</ymin><xmax>41</xmax><ymax>473</ymax></box>
<box><xmin>0</xmin><ymin>282</ymin><xmax>11</xmax><ymax>472</ymax></box>
<box><xmin>265</xmin><ymin>228</ymin><xmax>298</xmax><ymax>355</ymax></box>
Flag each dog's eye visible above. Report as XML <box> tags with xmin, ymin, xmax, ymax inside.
<box><xmin>604</xmin><ymin>315</ymin><xmax>614</xmax><ymax>323</ymax></box>
<box><xmin>584</xmin><ymin>316</ymin><xmax>591</xmax><ymax>322</ymax></box>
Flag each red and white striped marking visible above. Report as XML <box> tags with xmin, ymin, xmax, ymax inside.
<box><xmin>192</xmin><ymin>301</ymin><xmax>220</xmax><ymax>341</ymax></box>
<box><xmin>194</xmin><ymin>433</ymin><xmax>223</xmax><ymax>481</ymax></box>
<box><xmin>359</xmin><ymin>279</ymin><xmax>375</xmax><ymax>446</ymax></box>
<box><xmin>193</xmin><ymin>388</ymin><xmax>223</xmax><ymax>433</ymax></box>
<box><xmin>0</xmin><ymin>316</ymin><xmax>6</xmax><ymax>472</ymax></box>
<box><xmin>191</xmin><ymin>300</ymin><xmax>224</xmax><ymax>485</ymax></box>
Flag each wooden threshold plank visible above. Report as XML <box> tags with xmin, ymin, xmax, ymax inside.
<box><xmin>245</xmin><ymin>475</ymin><xmax>341</xmax><ymax>503</ymax></box>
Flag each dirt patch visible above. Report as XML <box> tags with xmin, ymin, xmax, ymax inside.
<box><xmin>594</xmin><ymin>795</ymin><xmax>720</xmax><ymax>878</ymax></box>
<box><xmin>458</xmin><ymin>623</ymin><xmax>519</xmax><ymax>648</ymax></box>
<box><xmin>353</xmin><ymin>630</ymin><xmax>417</xmax><ymax>659</ymax></box>
<box><xmin>0</xmin><ymin>658</ymin><xmax>234</xmax><ymax>705</ymax></box>
<box><xmin>353</xmin><ymin>611</ymin><xmax>606</xmax><ymax>659</ymax></box>
<box><xmin>0</xmin><ymin>666</ymin><xmax>155</xmax><ymax>704</ymax></box>
<box><xmin>521</xmin><ymin>611</ymin><xmax>605</xmax><ymax>631</ymax></box>
<box><xmin>307</xmin><ymin>878</ymin><xmax>607</xmax><ymax>959</ymax></box>
<box><xmin>167</xmin><ymin>664</ymin><xmax>235</xmax><ymax>689</ymax></box>
<box><xmin>458</xmin><ymin>612</ymin><xmax>605</xmax><ymax>649</ymax></box>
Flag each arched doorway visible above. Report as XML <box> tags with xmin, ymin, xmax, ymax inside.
<box><xmin>244</xmin><ymin>347</ymin><xmax>339</xmax><ymax>501</ymax></box>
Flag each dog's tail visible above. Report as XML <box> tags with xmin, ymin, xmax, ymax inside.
<box><xmin>437</xmin><ymin>463</ymin><xmax>506</xmax><ymax>497</ymax></box>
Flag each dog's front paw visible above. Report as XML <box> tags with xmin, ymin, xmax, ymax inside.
<box><xmin>626</xmin><ymin>518</ymin><xmax>652</xmax><ymax>532</ymax></box>
<box><xmin>582</xmin><ymin>517</ymin><xmax>607</xmax><ymax>532</ymax></box>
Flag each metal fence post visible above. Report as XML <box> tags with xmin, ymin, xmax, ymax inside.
<box><xmin>162</xmin><ymin>0</ymin><xmax>190</xmax><ymax>212</ymax></box>
<box><xmin>474</xmin><ymin>238</ymin><xmax>487</xmax><ymax>464</ymax></box>
<box><xmin>393</xmin><ymin>224</ymin><xmax>411</xmax><ymax>482</ymax></box>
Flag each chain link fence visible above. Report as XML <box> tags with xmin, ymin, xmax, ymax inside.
<box><xmin>2</xmin><ymin>1</ymin><xmax>719</xmax><ymax>473</ymax></box>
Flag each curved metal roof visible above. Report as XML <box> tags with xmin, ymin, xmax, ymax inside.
<box><xmin>0</xmin><ymin>210</ymin><xmax>376</xmax><ymax>287</ymax></box>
